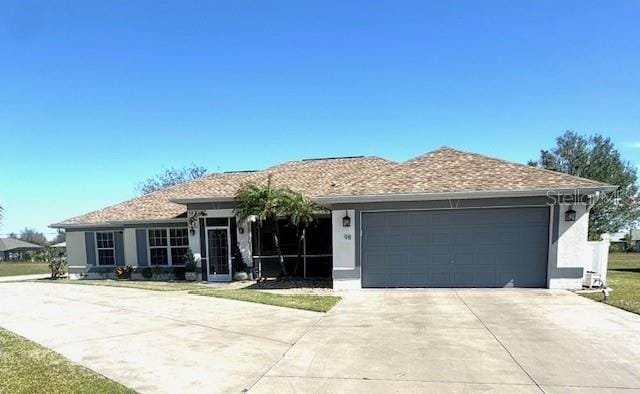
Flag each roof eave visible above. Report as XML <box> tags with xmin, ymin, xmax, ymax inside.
<box><xmin>170</xmin><ymin>197</ymin><xmax>235</xmax><ymax>205</ymax></box>
<box><xmin>50</xmin><ymin>217</ymin><xmax>188</xmax><ymax>229</ymax></box>
<box><xmin>314</xmin><ymin>185</ymin><xmax>618</xmax><ymax>204</ymax></box>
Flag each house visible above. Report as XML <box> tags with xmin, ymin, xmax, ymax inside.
<box><xmin>0</xmin><ymin>238</ymin><xmax>43</xmax><ymax>261</ymax></box>
<box><xmin>51</xmin><ymin>147</ymin><xmax>616</xmax><ymax>289</ymax></box>
<box><xmin>607</xmin><ymin>230</ymin><xmax>640</xmax><ymax>252</ymax></box>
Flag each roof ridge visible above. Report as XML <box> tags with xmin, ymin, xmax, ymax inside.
<box><xmin>406</xmin><ymin>146</ymin><xmax>609</xmax><ymax>186</ymax></box>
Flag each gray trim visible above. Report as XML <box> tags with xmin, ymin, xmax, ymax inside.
<box><xmin>186</xmin><ymin>201</ymin><xmax>236</xmax><ymax>211</ymax></box>
<box><xmin>114</xmin><ymin>231</ymin><xmax>125</xmax><ymax>266</ymax></box>
<box><xmin>85</xmin><ymin>232</ymin><xmax>96</xmax><ymax>266</ymax></box>
<box><xmin>136</xmin><ymin>229</ymin><xmax>148</xmax><ymax>266</ymax></box>
<box><xmin>68</xmin><ymin>226</ymin><xmax>125</xmax><ymax>233</ymax></box>
<box><xmin>172</xmin><ymin>197</ymin><xmax>235</xmax><ymax>204</ymax></box>
<box><xmin>332</xmin><ymin>269</ymin><xmax>360</xmax><ymax>279</ymax></box>
<box><xmin>125</xmin><ymin>222</ymin><xmax>187</xmax><ymax>229</ymax></box>
<box><xmin>317</xmin><ymin>186</ymin><xmax>617</xmax><ymax>204</ymax></box>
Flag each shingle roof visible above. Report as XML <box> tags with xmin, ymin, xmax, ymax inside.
<box><xmin>0</xmin><ymin>238</ymin><xmax>43</xmax><ymax>251</ymax></box>
<box><xmin>54</xmin><ymin>147</ymin><xmax>611</xmax><ymax>226</ymax></box>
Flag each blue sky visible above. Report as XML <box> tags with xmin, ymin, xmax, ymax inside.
<box><xmin>1</xmin><ymin>1</ymin><xmax>639</xmax><ymax>237</ymax></box>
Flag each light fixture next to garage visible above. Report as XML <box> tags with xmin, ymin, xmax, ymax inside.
<box><xmin>565</xmin><ymin>205</ymin><xmax>577</xmax><ymax>222</ymax></box>
<box><xmin>342</xmin><ymin>211</ymin><xmax>351</xmax><ymax>227</ymax></box>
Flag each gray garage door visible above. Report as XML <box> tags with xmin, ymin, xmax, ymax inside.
<box><xmin>361</xmin><ymin>207</ymin><xmax>549</xmax><ymax>288</ymax></box>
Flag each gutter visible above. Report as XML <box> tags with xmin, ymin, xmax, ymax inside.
<box><xmin>313</xmin><ymin>185</ymin><xmax>618</xmax><ymax>204</ymax></box>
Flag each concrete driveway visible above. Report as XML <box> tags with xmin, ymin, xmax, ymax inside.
<box><xmin>0</xmin><ymin>283</ymin><xmax>639</xmax><ymax>393</ymax></box>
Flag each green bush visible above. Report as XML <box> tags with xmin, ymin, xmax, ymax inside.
<box><xmin>139</xmin><ymin>267</ymin><xmax>153</xmax><ymax>279</ymax></box>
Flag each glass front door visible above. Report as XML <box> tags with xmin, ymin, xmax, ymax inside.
<box><xmin>207</xmin><ymin>228</ymin><xmax>231</xmax><ymax>281</ymax></box>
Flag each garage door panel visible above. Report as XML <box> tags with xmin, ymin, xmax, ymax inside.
<box><xmin>362</xmin><ymin>207</ymin><xmax>549</xmax><ymax>288</ymax></box>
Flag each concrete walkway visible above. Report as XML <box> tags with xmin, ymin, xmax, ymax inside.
<box><xmin>0</xmin><ymin>273</ymin><xmax>50</xmax><ymax>282</ymax></box>
<box><xmin>1</xmin><ymin>283</ymin><xmax>639</xmax><ymax>393</ymax></box>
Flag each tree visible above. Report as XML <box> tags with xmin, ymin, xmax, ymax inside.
<box><xmin>52</xmin><ymin>229</ymin><xmax>66</xmax><ymax>245</ymax></box>
<box><xmin>283</xmin><ymin>191</ymin><xmax>327</xmax><ymax>277</ymax></box>
<box><xmin>137</xmin><ymin>164</ymin><xmax>208</xmax><ymax>195</ymax></box>
<box><xmin>531</xmin><ymin>131</ymin><xmax>640</xmax><ymax>238</ymax></box>
<box><xmin>19</xmin><ymin>228</ymin><xmax>48</xmax><ymax>246</ymax></box>
<box><xmin>0</xmin><ymin>204</ymin><xmax>3</xmax><ymax>225</ymax></box>
<box><xmin>234</xmin><ymin>176</ymin><xmax>289</xmax><ymax>277</ymax></box>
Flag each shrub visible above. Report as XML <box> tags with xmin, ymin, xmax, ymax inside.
<box><xmin>232</xmin><ymin>244</ymin><xmax>247</xmax><ymax>274</ymax></box>
<box><xmin>139</xmin><ymin>267</ymin><xmax>153</xmax><ymax>279</ymax></box>
<box><xmin>174</xmin><ymin>266</ymin><xmax>186</xmax><ymax>280</ymax></box>
<box><xmin>184</xmin><ymin>248</ymin><xmax>197</xmax><ymax>272</ymax></box>
<box><xmin>152</xmin><ymin>265</ymin><xmax>163</xmax><ymax>279</ymax></box>
<box><xmin>42</xmin><ymin>246</ymin><xmax>67</xmax><ymax>279</ymax></box>
<box><xmin>115</xmin><ymin>265</ymin><xmax>134</xmax><ymax>279</ymax></box>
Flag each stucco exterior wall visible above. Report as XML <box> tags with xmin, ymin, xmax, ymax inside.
<box><xmin>548</xmin><ymin>203</ymin><xmax>590</xmax><ymax>289</ymax></box>
<box><xmin>331</xmin><ymin>209</ymin><xmax>359</xmax><ymax>289</ymax></box>
<box><xmin>66</xmin><ymin>231</ymin><xmax>87</xmax><ymax>279</ymax></box>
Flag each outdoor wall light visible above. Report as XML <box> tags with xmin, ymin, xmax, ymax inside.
<box><xmin>565</xmin><ymin>205</ymin><xmax>577</xmax><ymax>222</ymax></box>
<box><xmin>342</xmin><ymin>211</ymin><xmax>351</xmax><ymax>227</ymax></box>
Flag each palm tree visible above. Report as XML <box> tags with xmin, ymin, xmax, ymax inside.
<box><xmin>234</xmin><ymin>176</ymin><xmax>289</xmax><ymax>277</ymax></box>
<box><xmin>0</xmin><ymin>204</ymin><xmax>3</xmax><ymax>225</ymax></box>
<box><xmin>283</xmin><ymin>191</ymin><xmax>327</xmax><ymax>277</ymax></box>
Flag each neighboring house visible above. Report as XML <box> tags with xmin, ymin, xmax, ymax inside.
<box><xmin>0</xmin><ymin>238</ymin><xmax>43</xmax><ymax>261</ymax></box>
<box><xmin>608</xmin><ymin>232</ymin><xmax>629</xmax><ymax>252</ymax></box>
<box><xmin>607</xmin><ymin>230</ymin><xmax>640</xmax><ymax>252</ymax></box>
<box><xmin>52</xmin><ymin>147</ymin><xmax>616</xmax><ymax>290</ymax></box>
<box><xmin>633</xmin><ymin>230</ymin><xmax>640</xmax><ymax>252</ymax></box>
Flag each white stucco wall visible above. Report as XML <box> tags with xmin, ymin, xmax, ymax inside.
<box><xmin>548</xmin><ymin>203</ymin><xmax>590</xmax><ymax>289</ymax></box>
<box><xmin>66</xmin><ymin>231</ymin><xmax>87</xmax><ymax>279</ymax></box>
<box><xmin>236</xmin><ymin>218</ymin><xmax>253</xmax><ymax>268</ymax></box>
<box><xmin>123</xmin><ymin>228</ymin><xmax>138</xmax><ymax>266</ymax></box>
<box><xmin>332</xmin><ymin>209</ymin><xmax>355</xmax><ymax>270</ymax></box>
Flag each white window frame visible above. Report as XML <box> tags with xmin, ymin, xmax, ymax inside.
<box><xmin>95</xmin><ymin>232</ymin><xmax>116</xmax><ymax>266</ymax></box>
<box><xmin>146</xmin><ymin>227</ymin><xmax>189</xmax><ymax>266</ymax></box>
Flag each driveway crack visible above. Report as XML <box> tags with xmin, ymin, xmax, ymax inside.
<box><xmin>245</xmin><ymin>311</ymin><xmax>329</xmax><ymax>392</ymax></box>
<box><xmin>455</xmin><ymin>291</ymin><xmax>545</xmax><ymax>394</ymax></box>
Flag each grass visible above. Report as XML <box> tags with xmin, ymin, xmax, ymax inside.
<box><xmin>0</xmin><ymin>327</ymin><xmax>132</xmax><ymax>394</ymax></box>
<box><xmin>46</xmin><ymin>279</ymin><xmax>342</xmax><ymax>312</ymax></box>
<box><xmin>0</xmin><ymin>262</ymin><xmax>50</xmax><ymax>277</ymax></box>
<box><xmin>190</xmin><ymin>288</ymin><xmax>341</xmax><ymax>312</ymax></box>
<box><xmin>581</xmin><ymin>252</ymin><xmax>640</xmax><ymax>315</ymax></box>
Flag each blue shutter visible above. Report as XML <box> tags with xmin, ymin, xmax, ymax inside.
<box><xmin>115</xmin><ymin>231</ymin><xmax>125</xmax><ymax>266</ymax></box>
<box><xmin>136</xmin><ymin>229</ymin><xmax>148</xmax><ymax>266</ymax></box>
<box><xmin>85</xmin><ymin>232</ymin><xmax>96</xmax><ymax>266</ymax></box>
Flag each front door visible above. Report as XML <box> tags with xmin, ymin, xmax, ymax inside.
<box><xmin>206</xmin><ymin>228</ymin><xmax>231</xmax><ymax>281</ymax></box>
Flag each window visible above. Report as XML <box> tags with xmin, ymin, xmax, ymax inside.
<box><xmin>169</xmin><ymin>228</ymin><xmax>189</xmax><ymax>265</ymax></box>
<box><xmin>96</xmin><ymin>232</ymin><xmax>115</xmax><ymax>266</ymax></box>
<box><xmin>148</xmin><ymin>228</ymin><xmax>189</xmax><ymax>266</ymax></box>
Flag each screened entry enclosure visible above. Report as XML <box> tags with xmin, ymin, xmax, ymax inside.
<box><xmin>251</xmin><ymin>216</ymin><xmax>333</xmax><ymax>278</ymax></box>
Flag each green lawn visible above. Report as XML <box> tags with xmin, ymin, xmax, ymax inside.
<box><xmin>0</xmin><ymin>327</ymin><xmax>132</xmax><ymax>394</ymax></box>
<box><xmin>48</xmin><ymin>279</ymin><xmax>342</xmax><ymax>312</ymax></box>
<box><xmin>190</xmin><ymin>288</ymin><xmax>341</xmax><ymax>312</ymax></box>
<box><xmin>581</xmin><ymin>253</ymin><xmax>640</xmax><ymax>315</ymax></box>
<box><xmin>0</xmin><ymin>262</ymin><xmax>50</xmax><ymax>277</ymax></box>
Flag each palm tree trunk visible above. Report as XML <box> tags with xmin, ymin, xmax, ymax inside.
<box><xmin>272</xmin><ymin>219</ymin><xmax>288</xmax><ymax>278</ymax></box>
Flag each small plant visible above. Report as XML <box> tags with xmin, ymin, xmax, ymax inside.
<box><xmin>232</xmin><ymin>244</ymin><xmax>247</xmax><ymax>274</ymax></box>
<box><xmin>43</xmin><ymin>246</ymin><xmax>67</xmax><ymax>280</ymax></box>
<box><xmin>152</xmin><ymin>265</ymin><xmax>163</xmax><ymax>279</ymax></box>
<box><xmin>184</xmin><ymin>248</ymin><xmax>197</xmax><ymax>272</ymax></box>
<box><xmin>184</xmin><ymin>248</ymin><xmax>198</xmax><ymax>281</ymax></box>
<box><xmin>140</xmin><ymin>267</ymin><xmax>153</xmax><ymax>279</ymax></box>
<box><xmin>115</xmin><ymin>265</ymin><xmax>134</xmax><ymax>279</ymax></box>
